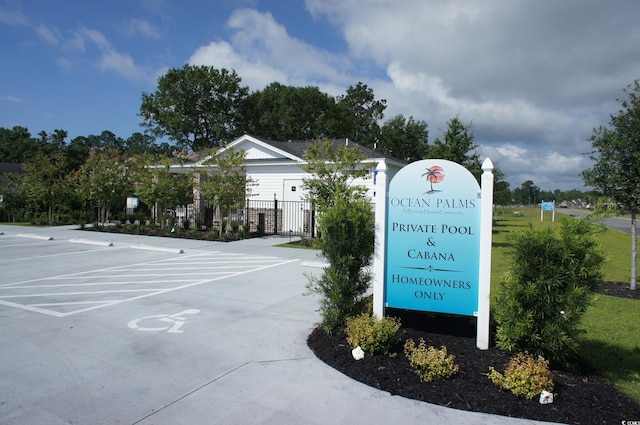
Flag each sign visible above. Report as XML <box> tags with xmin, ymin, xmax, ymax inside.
<box><xmin>385</xmin><ymin>159</ymin><xmax>481</xmax><ymax>316</ymax></box>
<box><xmin>541</xmin><ymin>201</ymin><xmax>555</xmax><ymax>211</ymax></box>
<box><xmin>126</xmin><ymin>197</ymin><xmax>139</xmax><ymax>209</ymax></box>
<box><xmin>540</xmin><ymin>201</ymin><xmax>555</xmax><ymax>222</ymax></box>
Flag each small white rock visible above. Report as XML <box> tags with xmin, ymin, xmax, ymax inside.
<box><xmin>539</xmin><ymin>390</ymin><xmax>554</xmax><ymax>404</ymax></box>
<box><xmin>351</xmin><ymin>346</ymin><xmax>365</xmax><ymax>360</ymax></box>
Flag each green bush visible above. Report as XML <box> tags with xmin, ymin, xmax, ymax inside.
<box><xmin>305</xmin><ymin>195</ymin><xmax>375</xmax><ymax>332</ymax></box>
<box><xmin>403</xmin><ymin>338</ymin><xmax>459</xmax><ymax>382</ymax></box>
<box><xmin>493</xmin><ymin>217</ymin><xmax>605</xmax><ymax>366</ymax></box>
<box><xmin>488</xmin><ymin>351</ymin><xmax>554</xmax><ymax>399</ymax></box>
<box><xmin>345</xmin><ymin>314</ymin><xmax>402</xmax><ymax>355</ymax></box>
<box><xmin>207</xmin><ymin>228</ymin><xmax>220</xmax><ymax>240</ymax></box>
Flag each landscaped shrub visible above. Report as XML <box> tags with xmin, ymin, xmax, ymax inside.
<box><xmin>488</xmin><ymin>351</ymin><xmax>554</xmax><ymax>399</ymax></box>
<box><xmin>493</xmin><ymin>216</ymin><xmax>606</xmax><ymax>366</ymax></box>
<box><xmin>345</xmin><ymin>314</ymin><xmax>402</xmax><ymax>355</ymax></box>
<box><xmin>207</xmin><ymin>228</ymin><xmax>220</xmax><ymax>240</ymax></box>
<box><xmin>403</xmin><ymin>338</ymin><xmax>459</xmax><ymax>382</ymax></box>
<box><xmin>305</xmin><ymin>195</ymin><xmax>375</xmax><ymax>332</ymax></box>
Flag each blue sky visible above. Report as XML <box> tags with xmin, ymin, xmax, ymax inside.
<box><xmin>1</xmin><ymin>0</ymin><xmax>639</xmax><ymax>191</ymax></box>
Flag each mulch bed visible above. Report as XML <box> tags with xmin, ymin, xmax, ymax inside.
<box><xmin>307</xmin><ymin>282</ymin><xmax>640</xmax><ymax>425</ymax></box>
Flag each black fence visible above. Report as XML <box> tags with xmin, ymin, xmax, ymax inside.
<box><xmin>243</xmin><ymin>199</ymin><xmax>316</xmax><ymax>237</ymax></box>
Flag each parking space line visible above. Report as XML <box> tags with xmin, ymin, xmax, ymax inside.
<box><xmin>0</xmin><ymin>250</ymin><xmax>298</xmax><ymax>317</ymax></box>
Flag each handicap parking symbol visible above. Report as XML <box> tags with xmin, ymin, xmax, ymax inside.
<box><xmin>128</xmin><ymin>309</ymin><xmax>200</xmax><ymax>334</ymax></box>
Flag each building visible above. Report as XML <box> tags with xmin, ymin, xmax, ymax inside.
<box><xmin>169</xmin><ymin>134</ymin><xmax>406</xmax><ymax>235</ymax></box>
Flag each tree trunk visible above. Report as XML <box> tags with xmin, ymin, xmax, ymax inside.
<box><xmin>631</xmin><ymin>210</ymin><xmax>637</xmax><ymax>290</ymax></box>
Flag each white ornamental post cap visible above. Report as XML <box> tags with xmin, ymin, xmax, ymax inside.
<box><xmin>482</xmin><ymin>157</ymin><xmax>494</xmax><ymax>172</ymax></box>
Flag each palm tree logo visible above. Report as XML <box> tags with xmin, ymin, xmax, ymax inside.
<box><xmin>422</xmin><ymin>165</ymin><xmax>444</xmax><ymax>194</ymax></box>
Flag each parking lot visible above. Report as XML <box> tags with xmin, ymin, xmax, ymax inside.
<box><xmin>0</xmin><ymin>238</ymin><xmax>297</xmax><ymax>318</ymax></box>
<box><xmin>0</xmin><ymin>225</ymin><xmax>327</xmax><ymax>425</ymax></box>
<box><xmin>0</xmin><ymin>225</ymin><xmax>545</xmax><ymax>425</ymax></box>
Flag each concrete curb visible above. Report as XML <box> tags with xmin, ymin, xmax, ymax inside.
<box><xmin>130</xmin><ymin>244</ymin><xmax>184</xmax><ymax>254</ymax></box>
<box><xmin>68</xmin><ymin>238</ymin><xmax>114</xmax><ymax>247</ymax></box>
<box><xmin>16</xmin><ymin>233</ymin><xmax>54</xmax><ymax>241</ymax></box>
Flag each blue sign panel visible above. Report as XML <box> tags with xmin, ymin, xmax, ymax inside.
<box><xmin>541</xmin><ymin>201</ymin><xmax>555</xmax><ymax>211</ymax></box>
<box><xmin>385</xmin><ymin>159</ymin><xmax>481</xmax><ymax>316</ymax></box>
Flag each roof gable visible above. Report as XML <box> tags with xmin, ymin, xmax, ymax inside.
<box><xmin>187</xmin><ymin>134</ymin><xmax>406</xmax><ymax>168</ymax></box>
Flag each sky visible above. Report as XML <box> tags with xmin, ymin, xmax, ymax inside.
<box><xmin>1</xmin><ymin>0</ymin><xmax>639</xmax><ymax>192</ymax></box>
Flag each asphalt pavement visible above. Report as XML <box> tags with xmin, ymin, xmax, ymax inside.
<box><xmin>0</xmin><ymin>224</ymin><xmax>556</xmax><ymax>425</ymax></box>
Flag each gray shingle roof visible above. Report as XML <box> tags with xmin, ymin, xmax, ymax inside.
<box><xmin>249</xmin><ymin>135</ymin><xmax>402</xmax><ymax>162</ymax></box>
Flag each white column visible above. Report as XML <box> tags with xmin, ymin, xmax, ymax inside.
<box><xmin>372</xmin><ymin>160</ymin><xmax>389</xmax><ymax>318</ymax></box>
<box><xmin>477</xmin><ymin>158</ymin><xmax>494</xmax><ymax>350</ymax></box>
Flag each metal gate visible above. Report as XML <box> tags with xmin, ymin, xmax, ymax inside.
<box><xmin>243</xmin><ymin>199</ymin><xmax>316</xmax><ymax>237</ymax></box>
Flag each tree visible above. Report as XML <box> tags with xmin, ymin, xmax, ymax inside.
<box><xmin>583</xmin><ymin>80</ymin><xmax>640</xmax><ymax>290</ymax></box>
<box><xmin>302</xmin><ymin>140</ymin><xmax>375</xmax><ymax>332</ymax></box>
<box><xmin>132</xmin><ymin>155</ymin><xmax>193</xmax><ymax>229</ymax></box>
<box><xmin>337</xmin><ymin>82</ymin><xmax>386</xmax><ymax>148</ymax></box>
<box><xmin>493</xmin><ymin>178</ymin><xmax>512</xmax><ymax>206</ymax></box>
<box><xmin>513</xmin><ymin>180</ymin><xmax>540</xmax><ymax>205</ymax></box>
<box><xmin>125</xmin><ymin>132</ymin><xmax>172</xmax><ymax>156</ymax></box>
<box><xmin>430</xmin><ymin>116</ymin><xmax>482</xmax><ymax>181</ymax></box>
<box><xmin>0</xmin><ymin>126</ymin><xmax>35</xmax><ymax>162</ymax></box>
<box><xmin>21</xmin><ymin>152</ymin><xmax>71</xmax><ymax>224</ymax></box>
<box><xmin>239</xmin><ymin>82</ymin><xmax>343</xmax><ymax>141</ymax></box>
<box><xmin>377</xmin><ymin>114</ymin><xmax>429</xmax><ymax>162</ymax></box>
<box><xmin>139</xmin><ymin>64</ymin><xmax>249</xmax><ymax>151</ymax></box>
<box><xmin>301</xmin><ymin>140</ymin><xmax>372</xmax><ymax>212</ymax></box>
<box><xmin>77</xmin><ymin>150</ymin><xmax>132</xmax><ymax>224</ymax></box>
<box><xmin>198</xmin><ymin>149</ymin><xmax>253</xmax><ymax>234</ymax></box>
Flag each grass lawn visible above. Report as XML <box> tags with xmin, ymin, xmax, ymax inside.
<box><xmin>490</xmin><ymin>206</ymin><xmax>640</xmax><ymax>402</ymax></box>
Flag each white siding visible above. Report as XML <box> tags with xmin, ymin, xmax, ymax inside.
<box><xmin>244</xmin><ymin>145</ymin><xmax>286</xmax><ymax>160</ymax></box>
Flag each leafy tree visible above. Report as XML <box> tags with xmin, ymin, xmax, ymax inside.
<box><xmin>77</xmin><ymin>150</ymin><xmax>132</xmax><ymax>224</ymax></box>
<box><xmin>125</xmin><ymin>132</ymin><xmax>172</xmax><ymax>156</ymax></box>
<box><xmin>337</xmin><ymin>82</ymin><xmax>386</xmax><ymax>148</ymax></box>
<box><xmin>513</xmin><ymin>180</ymin><xmax>541</xmax><ymax>205</ymax></box>
<box><xmin>430</xmin><ymin>116</ymin><xmax>482</xmax><ymax>181</ymax></box>
<box><xmin>23</xmin><ymin>153</ymin><xmax>71</xmax><ymax>224</ymax></box>
<box><xmin>199</xmin><ymin>149</ymin><xmax>253</xmax><ymax>234</ymax></box>
<box><xmin>0</xmin><ymin>126</ymin><xmax>36</xmax><ymax>162</ymax></box>
<box><xmin>239</xmin><ymin>82</ymin><xmax>343</xmax><ymax>141</ymax></box>
<box><xmin>303</xmin><ymin>140</ymin><xmax>375</xmax><ymax>332</ymax></box>
<box><xmin>140</xmin><ymin>64</ymin><xmax>249</xmax><ymax>151</ymax></box>
<box><xmin>0</xmin><ymin>172</ymin><xmax>28</xmax><ymax>222</ymax></box>
<box><xmin>493</xmin><ymin>178</ymin><xmax>512</xmax><ymax>206</ymax></box>
<box><xmin>583</xmin><ymin>80</ymin><xmax>640</xmax><ymax>290</ymax></box>
<box><xmin>377</xmin><ymin>114</ymin><xmax>429</xmax><ymax>162</ymax></box>
<box><xmin>301</xmin><ymin>140</ymin><xmax>372</xmax><ymax>211</ymax></box>
<box><xmin>132</xmin><ymin>155</ymin><xmax>193</xmax><ymax>229</ymax></box>
<box><xmin>0</xmin><ymin>126</ymin><xmax>68</xmax><ymax>164</ymax></box>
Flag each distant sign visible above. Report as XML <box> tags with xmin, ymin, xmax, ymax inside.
<box><xmin>541</xmin><ymin>201</ymin><xmax>555</xmax><ymax>211</ymax></box>
<box><xmin>540</xmin><ymin>201</ymin><xmax>556</xmax><ymax>222</ymax></box>
<box><xmin>385</xmin><ymin>159</ymin><xmax>481</xmax><ymax>316</ymax></box>
<box><xmin>126</xmin><ymin>197</ymin><xmax>139</xmax><ymax>209</ymax></box>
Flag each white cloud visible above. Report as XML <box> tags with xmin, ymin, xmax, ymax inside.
<box><xmin>121</xmin><ymin>18</ymin><xmax>160</xmax><ymax>39</ymax></box>
<box><xmin>0</xmin><ymin>7</ymin><xmax>28</xmax><ymax>26</ymax></box>
<box><xmin>35</xmin><ymin>25</ymin><xmax>60</xmax><ymax>45</ymax></box>
<box><xmin>189</xmin><ymin>9</ymin><xmax>351</xmax><ymax>90</ymax></box>
<box><xmin>189</xmin><ymin>40</ymin><xmax>288</xmax><ymax>89</ymax></box>
<box><xmin>61</xmin><ymin>26</ymin><xmax>152</xmax><ymax>82</ymax></box>
<box><xmin>0</xmin><ymin>95</ymin><xmax>23</xmax><ymax>103</ymax></box>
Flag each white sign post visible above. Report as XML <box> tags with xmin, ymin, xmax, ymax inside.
<box><xmin>476</xmin><ymin>158</ymin><xmax>494</xmax><ymax>349</ymax></box>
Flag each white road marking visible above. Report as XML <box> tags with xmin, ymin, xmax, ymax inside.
<box><xmin>0</xmin><ymin>250</ymin><xmax>297</xmax><ymax>317</ymax></box>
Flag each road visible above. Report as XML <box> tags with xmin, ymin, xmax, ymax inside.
<box><xmin>557</xmin><ymin>208</ymin><xmax>636</xmax><ymax>235</ymax></box>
